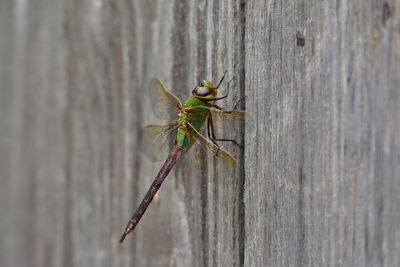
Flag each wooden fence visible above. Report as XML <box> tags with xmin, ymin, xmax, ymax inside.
<box><xmin>1</xmin><ymin>0</ymin><xmax>399</xmax><ymax>266</ymax></box>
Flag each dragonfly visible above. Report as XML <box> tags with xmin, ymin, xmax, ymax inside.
<box><xmin>119</xmin><ymin>73</ymin><xmax>244</xmax><ymax>243</ymax></box>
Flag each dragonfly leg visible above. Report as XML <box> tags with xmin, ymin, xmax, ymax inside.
<box><xmin>208</xmin><ymin>72</ymin><xmax>234</xmax><ymax>101</ymax></box>
<box><xmin>207</xmin><ymin>114</ymin><xmax>244</xmax><ymax>149</ymax></box>
<box><xmin>207</xmin><ymin>114</ymin><xmax>222</xmax><ymax>157</ymax></box>
<box><xmin>226</xmin><ymin>76</ymin><xmax>235</xmax><ymax>87</ymax></box>
<box><xmin>212</xmin><ymin>75</ymin><xmax>235</xmax><ymax>101</ymax></box>
<box><xmin>232</xmin><ymin>96</ymin><xmax>247</xmax><ymax>110</ymax></box>
<box><xmin>207</xmin><ymin>114</ymin><xmax>220</xmax><ymax>147</ymax></box>
<box><xmin>209</xmin><ymin>103</ymin><xmax>223</xmax><ymax>110</ymax></box>
<box><xmin>216</xmin><ymin>71</ymin><xmax>228</xmax><ymax>88</ymax></box>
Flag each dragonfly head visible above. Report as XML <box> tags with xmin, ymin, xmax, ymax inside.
<box><xmin>192</xmin><ymin>80</ymin><xmax>219</xmax><ymax>100</ymax></box>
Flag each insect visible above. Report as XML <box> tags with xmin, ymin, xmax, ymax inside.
<box><xmin>119</xmin><ymin>73</ymin><xmax>244</xmax><ymax>243</ymax></box>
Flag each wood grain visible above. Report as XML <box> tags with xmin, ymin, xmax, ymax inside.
<box><xmin>0</xmin><ymin>0</ymin><xmax>399</xmax><ymax>267</ymax></box>
<box><xmin>245</xmin><ymin>0</ymin><xmax>400</xmax><ymax>266</ymax></box>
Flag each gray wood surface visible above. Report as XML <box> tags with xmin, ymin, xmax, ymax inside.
<box><xmin>245</xmin><ymin>1</ymin><xmax>400</xmax><ymax>266</ymax></box>
<box><xmin>0</xmin><ymin>0</ymin><xmax>399</xmax><ymax>267</ymax></box>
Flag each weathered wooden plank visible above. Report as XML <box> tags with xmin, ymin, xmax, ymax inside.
<box><xmin>245</xmin><ymin>0</ymin><xmax>400</xmax><ymax>266</ymax></box>
<box><xmin>1</xmin><ymin>0</ymin><xmax>400</xmax><ymax>266</ymax></box>
<box><xmin>1</xmin><ymin>1</ymin><xmax>69</xmax><ymax>267</ymax></box>
<box><xmin>1</xmin><ymin>0</ymin><xmax>245</xmax><ymax>266</ymax></box>
<box><xmin>128</xmin><ymin>1</ymin><xmax>246</xmax><ymax>266</ymax></box>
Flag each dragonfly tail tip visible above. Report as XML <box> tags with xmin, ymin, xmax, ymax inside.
<box><xmin>119</xmin><ymin>233</ymin><xmax>127</xmax><ymax>243</ymax></box>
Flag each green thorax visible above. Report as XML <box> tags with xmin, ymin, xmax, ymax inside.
<box><xmin>176</xmin><ymin>96</ymin><xmax>209</xmax><ymax>149</ymax></box>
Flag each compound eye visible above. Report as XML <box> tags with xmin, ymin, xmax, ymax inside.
<box><xmin>195</xmin><ymin>86</ymin><xmax>212</xmax><ymax>97</ymax></box>
<box><xmin>198</xmin><ymin>80</ymin><xmax>205</xmax><ymax>87</ymax></box>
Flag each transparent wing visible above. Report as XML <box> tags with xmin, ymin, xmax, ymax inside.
<box><xmin>187</xmin><ymin>122</ymin><xmax>238</xmax><ymax>163</ymax></box>
<box><xmin>188</xmin><ymin>106</ymin><xmax>245</xmax><ymax>125</ymax></box>
<box><xmin>148</xmin><ymin>79</ymin><xmax>182</xmax><ymax>121</ymax></box>
<box><xmin>208</xmin><ymin>108</ymin><xmax>245</xmax><ymax>117</ymax></box>
<box><xmin>189</xmin><ymin>106</ymin><xmax>248</xmax><ymax>139</ymax></box>
<box><xmin>208</xmin><ymin>108</ymin><xmax>246</xmax><ymax>126</ymax></box>
<box><xmin>141</xmin><ymin>123</ymin><xmax>178</xmax><ymax>161</ymax></box>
